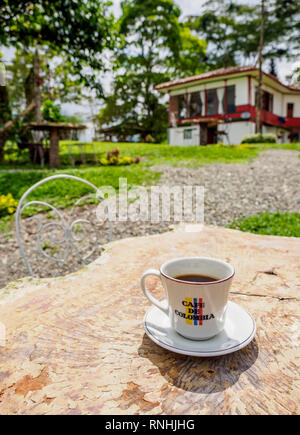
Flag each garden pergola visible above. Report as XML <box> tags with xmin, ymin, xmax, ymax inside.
<box><xmin>24</xmin><ymin>122</ymin><xmax>86</xmax><ymax>168</ymax></box>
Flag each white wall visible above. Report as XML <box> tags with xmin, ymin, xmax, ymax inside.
<box><xmin>251</xmin><ymin>78</ymin><xmax>284</xmax><ymax>116</ymax></box>
<box><xmin>218</xmin><ymin>121</ymin><xmax>255</xmax><ymax>145</ymax></box>
<box><xmin>168</xmin><ymin>126</ymin><xmax>200</xmax><ymax>146</ymax></box>
<box><xmin>169</xmin><ymin>76</ymin><xmax>249</xmax><ymax>106</ymax></box>
<box><xmin>262</xmin><ymin>125</ymin><xmax>289</xmax><ymax>143</ymax></box>
<box><xmin>283</xmin><ymin>94</ymin><xmax>300</xmax><ymax>117</ymax></box>
<box><xmin>170</xmin><ymin>75</ymin><xmax>300</xmax><ymax>119</ymax></box>
<box><xmin>251</xmin><ymin>78</ymin><xmax>300</xmax><ymax>117</ymax></box>
<box><xmin>227</xmin><ymin>77</ymin><xmax>248</xmax><ymax>105</ymax></box>
<box><xmin>169</xmin><ymin>121</ymin><xmax>256</xmax><ymax>146</ymax></box>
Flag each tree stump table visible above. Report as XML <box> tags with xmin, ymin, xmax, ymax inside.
<box><xmin>0</xmin><ymin>225</ymin><xmax>299</xmax><ymax>414</ymax></box>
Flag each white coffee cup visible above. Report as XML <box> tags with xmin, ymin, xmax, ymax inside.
<box><xmin>141</xmin><ymin>257</ymin><xmax>235</xmax><ymax>340</ymax></box>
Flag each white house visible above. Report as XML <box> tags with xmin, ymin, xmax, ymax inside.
<box><xmin>155</xmin><ymin>66</ymin><xmax>300</xmax><ymax>145</ymax></box>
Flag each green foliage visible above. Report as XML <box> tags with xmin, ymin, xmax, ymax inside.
<box><xmin>0</xmin><ymin>85</ymin><xmax>11</xmax><ymax>128</ymax></box>
<box><xmin>241</xmin><ymin>134</ymin><xmax>277</xmax><ymax>144</ymax></box>
<box><xmin>229</xmin><ymin>212</ymin><xmax>300</xmax><ymax>237</ymax></box>
<box><xmin>0</xmin><ymin>0</ymin><xmax>115</xmax><ymax>96</ymax></box>
<box><xmin>6</xmin><ymin>49</ymin><xmax>85</xmax><ymax>110</ymax></box>
<box><xmin>41</xmin><ymin>100</ymin><xmax>66</xmax><ymax>122</ymax></box>
<box><xmin>186</xmin><ymin>0</ymin><xmax>300</xmax><ymax>71</ymax></box>
<box><xmin>177</xmin><ymin>25</ymin><xmax>207</xmax><ymax>77</ymax></box>
<box><xmin>97</xmin><ymin>0</ymin><xmax>206</xmax><ymax>143</ymax></box>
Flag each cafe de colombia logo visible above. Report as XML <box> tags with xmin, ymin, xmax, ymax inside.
<box><xmin>175</xmin><ymin>297</ymin><xmax>215</xmax><ymax>325</ymax></box>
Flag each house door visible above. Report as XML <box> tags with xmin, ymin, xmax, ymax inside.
<box><xmin>287</xmin><ymin>103</ymin><xmax>294</xmax><ymax>118</ymax></box>
<box><xmin>199</xmin><ymin>124</ymin><xmax>208</xmax><ymax>145</ymax></box>
<box><xmin>207</xmin><ymin>126</ymin><xmax>218</xmax><ymax>144</ymax></box>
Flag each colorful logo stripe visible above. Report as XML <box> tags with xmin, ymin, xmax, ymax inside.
<box><xmin>185</xmin><ymin>297</ymin><xmax>203</xmax><ymax>326</ymax></box>
<box><xmin>185</xmin><ymin>297</ymin><xmax>193</xmax><ymax>325</ymax></box>
<box><xmin>193</xmin><ymin>298</ymin><xmax>198</xmax><ymax>325</ymax></box>
<box><xmin>198</xmin><ymin>297</ymin><xmax>203</xmax><ymax>326</ymax></box>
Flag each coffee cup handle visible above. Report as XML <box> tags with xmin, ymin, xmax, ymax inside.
<box><xmin>141</xmin><ymin>269</ymin><xmax>169</xmax><ymax>315</ymax></box>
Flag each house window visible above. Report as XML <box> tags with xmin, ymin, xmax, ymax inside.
<box><xmin>255</xmin><ymin>88</ymin><xmax>273</xmax><ymax>112</ymax></box>
<box><xmin>287</xmin><ymin>103</ymin><xmax>294</xmax><ymax>118</ymax></box>
<box><xmin>226</xmin><ymin>85</ymin><xmax>236</xmax><ymax>113</ymax></box>
<box><xmin>189</xmin><ymin>91</ymin><xmax>202</xmax><ymax>117</ymax></box>
<box><xmin>183</xmin><ymin>129</ymin><xmax>193</xmax><ymax>140</ymax></box>
<box><xmin>262</xmin><ymin>91</ymin><xmax>273</xmax><ymax>112</ymax></box>
<box><xmin>178</xmin><ymin>94</ymin><xmax>187</xmax><ymax>119</ymax></box>
<box><xmin>207</xmin><ymin>89</ymin><xmax>218</xmax><ymax>115</ymax></box>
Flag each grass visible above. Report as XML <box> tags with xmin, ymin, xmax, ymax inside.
<box><xmin>58</xmin><ymin>141</ymin><xmax>258</xmax><ymax>167</ymax></box>
<box><xmin>2</xmin><ymin>140</ymin><xmax>300</xmax><ymax>170</ymax></box>
<box><xmin>57</xmin><ymin>140</ymin><xmax>300</xmax><ymax>168</ymax></box>
<box><xmin>0</xmin><ymin>166</ymin><xmax>160</xmax><ymax>217</ymax></box>
<box><xmin>0</xmin><ymin>140</ymin><xmax>299</xmax><ymax>233</ymax></box>
<box><xmin>229</xmin><ymin>212</ymin><xmax>300</xmax><ymax>237</ymax></box>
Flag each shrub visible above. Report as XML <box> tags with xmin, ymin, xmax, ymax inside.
<box><xmin>42</xmin><ymin>100</ymin><xmax>66</xmax><ymax>122</ymax></box>
<box><xmin>0</xmin><ymin>193</ymin><xmax>18</xmax><ymax>217</ymax></box>
<box><xmin>240</xmin><ymin>133</ymin><xmax>276</xmax><ymax>144</ymax></box>
<box><xmin>99</xmin><ymin>148</ymin><xmax>141</xmax><ymax>166</ymax></box>
<box><xmin>145</xmin><ymin>134</ymin><xmax>155</xmax><ymax>143</ymax></box>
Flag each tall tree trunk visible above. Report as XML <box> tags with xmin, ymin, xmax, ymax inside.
<box><xmin>23</xmin><ymin>50</ymin><xmax>42</xmax><ymax>145</ymax></box>
<box><xmin>0</xmin><ymin>85</ymin><xmax>11</xmax><ymax>162</ymax></box>
<box><xmin>256</xmin><ymin>0</ymin><xmax>265</xmax><ymax>134</ymax></box>
<box><xmin>33</xmin><ymin>49</ymin><xmax>42</xmax><ymax>122</ymax></box>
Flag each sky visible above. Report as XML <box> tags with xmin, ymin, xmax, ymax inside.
<box><xmin>1</xmin><ymin>0</ymin><xmax>299</xmax><ymax>123</ymax></box>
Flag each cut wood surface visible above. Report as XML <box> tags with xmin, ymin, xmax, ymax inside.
<box><xmin>0</xmin><ymin>225</ymin><xmax>299</xmax><ymax>415</ymax></box>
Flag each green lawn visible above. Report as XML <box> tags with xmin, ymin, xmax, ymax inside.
<box><xmin>58</xmin><ymin>140</ymin><xmax>300</xmax><ymax>168</ymax></box>
<box><xmin>0</xmin><ymin>166</ymin><xmax>160</xmax><ymax>214</ymax></box>
<box><xmin>0</xmin><ymin>141</ymin><xmax>299</xmax><ymax>233</ymax></box>
<box><xmin>2</xmin><ymin>140</ymin><xmax>300</xmax><ymax>170</ymax></box>
<box><xmin>229</xmin><ymin>212</ymin><xmax>300</xmax><ymax>237</ymax></box>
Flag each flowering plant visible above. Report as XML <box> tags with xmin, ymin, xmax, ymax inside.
<box><xmin>0</xmin><ymin>193</ymin><xmax>18</xmax><ymax>217</ymax></box>
<box><xmin>99</xmin><ymin>148</ymin><xmax>141</xmax><ymax>166</ymax></box>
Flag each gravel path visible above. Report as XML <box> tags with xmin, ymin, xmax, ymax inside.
<box><xmin>156</xmin><ymin>148</ymin><xmax>300</xmax><ymax>226</ymax></box>
<box><xmin>0</xmin><ymin>149</ymin><xmax>299</xmax><ymax>288</ymax></box>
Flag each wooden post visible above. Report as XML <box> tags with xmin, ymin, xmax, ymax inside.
<box><xmin>224</xmin><ymin>79</ymin><xmax>228</xmax><ymax>114</ymax></box>
<box><xmin>200</xmin><ymin>123</ymin><xmax>208</xmax><ymax>146</ymax></box>
<box><xmin>49</xmin><ymin>128</ymin><xmax>60</xmax><ymax>168</ymax></box>
<box><xmin>248</xmin><ymin>76</ymin><xmax>252</xmax><ymax>106</ymax></box>
<box><xmin>0</xmin><ymin>85</ymin><xmax>10</xmax><ymax>161</ymax></box>
<box><xmin>256</xmin><ymin>0</ymin><xmax>265</xmax><ymax>134</ymax></box>
<box><xmin>204</xmin><ymin>88</ymin><xmax>207</xmax><ymax>116</ymax></box>
<box><xmin>33</xmin><ymin>50</ymin><xmax>42</xmax><ymax>123</ymax></box>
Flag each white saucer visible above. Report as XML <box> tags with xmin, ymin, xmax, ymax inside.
<box><xmin>143</xmin><ymin>301</ymin><xmax>256</xmax><ymax>357</ymax></box>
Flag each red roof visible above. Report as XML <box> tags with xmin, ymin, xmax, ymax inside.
<box><xmin>155</xmin><ymin>65</ymin><xmax>300</xmax><ymax>93</ymax></box>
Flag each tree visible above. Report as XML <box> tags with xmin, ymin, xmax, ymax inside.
<box><xmin>186</xmin><ymin>0</ymin><xmax>300</xmax><ymax>72</ymax></box>
<box><xmin>97</xmin><ymin>0</ymin><xmax>206</xmax><ymax>142</ymax></box>
<box><xmin>0</xmin><ymin>0</ymin><xmax>114</xmax><ymax>163</ymax></box>
<box><xmin>0</xmin><ymin>0</ymin><xmax>114</xmax><ymax>96</ymax></box>
<box><xmin>256</xmin><ymin>0</ymin><xmax>265</xmax><ymax>134</ymax></box>
<box><xmin>6</xmin><ymin>49</ymin><xmax>85</xmax><ymax>114</ymax></box>
<box><xmin>0</xmin><ymin>84</ymin><xmax>12</xmax><ymax>161</ymax></box>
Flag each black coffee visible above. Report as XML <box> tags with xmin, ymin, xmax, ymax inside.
<box><xmin>174</xmin><ymin>274</ymin><xmax>219</xmax><ymax>283</ymax></box>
